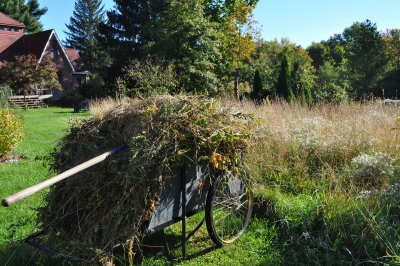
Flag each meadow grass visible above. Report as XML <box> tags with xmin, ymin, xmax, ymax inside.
<box><xmin>1</xmin><ymin>100</ymin><xmax>400</xmax><ymax>265</ymax></box>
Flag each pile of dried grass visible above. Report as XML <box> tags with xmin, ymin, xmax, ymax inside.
<box><xmin>36</xmin><ymin>95</ymin><xmax>255</xmax><ymax>260</ymax></box>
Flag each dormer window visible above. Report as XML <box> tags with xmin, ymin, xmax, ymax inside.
<box><xmin>50</xmin><ymin>42</ymin><xmax>58</xmax><ymax>57</ymax></box>
<box><xmin>6</xmin><ymin>27</ymin><xmax>12</xmax><ymax>31</ymax></box>
<box><xmin>0</xmin><ymin>27</ymin><xmax>4</xmax><ymax>31</ymax></box>
<box><xmin>13</xmin><ymin>28</ymin><xmax>19</xmax><ymax>32</ymax></box>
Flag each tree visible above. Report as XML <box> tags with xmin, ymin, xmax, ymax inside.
<box><xmin>0</xmin><ymin>0</ymin><xmax>47</xmax><ymax>33</ymax></box>
<box><xmin>291</xmin><ymin>59</ymin><xmax>313</xmax><ymax>104</ymax></box>
<box><xmin>218</xmin><ymin>1</ymin><xmax>260</xmax><ymax>98</ymax></box>
<box><xmin>251</xmin><ymin>69</ymin><xmax>263</xmax><ymax>101</ymax></box>
<box><xmin>204</xmin><ymin>0</ymin><xmax>259</xmax><ymax>24</ymax></box>
<box><xmin>379</xmin><ymin>29</ymin><xmax>400</xmax><ymax>96</ymax></box>
<box><xmin>146</xmin><ymin>0</ymin><xmax>223</xmax><ymax>95</ymax></box>
<box><xmin>342</xmin><ymin>20</ymin><xmax>388</xmax><ymax>96</ymax></box>
<box><xmin>317</xmin><ymin>34</ymin><xmax>347</xmax><ymax>69</ymax></box>
<box><xmin>291</xmin><ymin>59</ymin><xmax>301</xmax><ymax>97</ymax></box>
<box><xmin>248</xmin><ymin>39</ymin><xmax>315</xmax><ymax>100</ymax></box>
<box><xmin>316</xmin><ymin>60</ymin><xmax>340</xmax><ymax>89</ymax></box>
<box><xmin>0</xmin><ymin>54</ymin><xmax>61</xmax><ymax>95</ymax></box>
<box><xmin>276</xmin><ymin>54</ymin><xmax>294</xmax><ymax>101</ymax></box>
<box><xmin>306</xmin><ymin>42</ymin><xmax>329</xmax><ymax>70</ymax></box>
<box><xmin>63</xmin><ymin>0</ymin><xmax>107</xmax><ymax>71</ymax></box>
<box><xmin>97</xmin><ymin>0</ymin><xmax>166</xmax><ymax>83</ymax></box>
<box><xmin>382</xmin><ymin>29</ymin><xmax>400</xmax><ymax>70</ymax></box>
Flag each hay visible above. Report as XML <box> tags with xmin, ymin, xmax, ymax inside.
<box><xmin>36</xmin><ymin>95</ymin><xmax>255</xmax><ymax>260</ymax></box>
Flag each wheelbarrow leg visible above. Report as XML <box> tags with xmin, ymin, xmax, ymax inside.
<box><xmin>161</xmin><ymin>229</ymin><xmax>174</xmax><ymax>261</ymax></box>
<box><xmin>181</xmin><ymin>165</ymin><xmax>187</xmax><ymax>260</ymax></box>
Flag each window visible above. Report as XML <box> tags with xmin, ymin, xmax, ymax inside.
<box><xmin>0</xmin><ymin>27</ymin><xmax>4</xmax><ymax>31</ymax></box>
<box><xmin>6</xmin><ymin>27</ymin><xmax>12</xmax><ymax>31</ymax></box>
<box><xmin>13</xmin><ymin>28</ymin><xmax>19</xmax><ymax>32</ymax></box>
<box><xmin>50</xmin><ymin>42</ymin><xmax>58</xmax><ymax>57</ymax></box>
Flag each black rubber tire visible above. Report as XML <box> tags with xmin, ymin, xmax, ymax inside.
<box><xmin>205</xmin><ymin>166</ymin><xmax>253</xmax><ymax>247</ymax></box>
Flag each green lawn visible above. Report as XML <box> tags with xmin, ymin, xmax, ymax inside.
<box><xmin>0</xmin><ymin>107</ymin><xmax>91</xmax><ymax>264</ymax></box>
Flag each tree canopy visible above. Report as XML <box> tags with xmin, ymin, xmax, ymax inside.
<box><xmin>342</xmin><ymin>20</ymin><xmax>388</xmax><ymax>95</ymax></box>
<box><xmin>0</xmin><ymin>54</ymin><xmax>61</xmax><ymax>95</ymax></box>
<box><xmin>15</xmin><ymin>0</ymin><xmax>396</xmax><ymax>101</ymax></box>
<box><xmin>145</xmin><ymin>0</ymin><xmax>223</xmax><ymax>95</ymax></box>
<box><xmin>0</xmin><ymin>0</ymin><xmax>47</xmax><ymax>33</ymax></box>
<box><xmin>63</xmin><ymin>0</ymin><xmax>107</xmax><ymax>71</ymax></box>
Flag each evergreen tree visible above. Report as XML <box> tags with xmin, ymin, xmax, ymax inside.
<box><xmin>291</xmin><ymin>60</ymin><xmax>301</xmax><ymax>97</ymax></box>
<box><xmin>276</xmin><ymin>54</ymin><xmax>294</xmax><ymax>101</ymax></box>
<box><xmin>63</xmin><ymin>0</ymin><xmax>107</xmax><ymax>71</ymax></box>
<box><xmin>97</xmin><ymin>0</ymin><xmax>166</xmax><ymax>83</ymax></box>
<box><xmin>251</xmin><ymin>69</ymin><xmax>262</xmax><ymax>101</ymax></box>
<box><xmin>0</xmin><ymin>0</ymin><xmax>47</xmax><ymax>33</ymax></box>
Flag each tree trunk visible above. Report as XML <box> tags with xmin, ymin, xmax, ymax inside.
<box><xmin>234</xmin><ymin>68</ymin><xmax>240</xmax><ymax>99</ymax></box>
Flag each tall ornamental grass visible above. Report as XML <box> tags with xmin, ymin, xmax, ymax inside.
<box><xmin>220</xmin><ymin>98</ymin><xmax>400</xmax><ymax>264</ymax></box>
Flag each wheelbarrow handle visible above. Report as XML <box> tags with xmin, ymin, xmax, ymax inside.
<box><xmin>2</xmin><ymin>144</ymin><xmax>127</xmax><ymax>207</ymax></box>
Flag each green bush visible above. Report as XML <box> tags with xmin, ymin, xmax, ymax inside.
<box><xmin>80</xmin><ymin>73</ymin><xmax>113</xmax><ymax>99</ymax></box>
<box><xmin>0</xmin><ymin>84</ymin><xmax>13</xmax><ymax>108</ymax></box>
<box><xmin>315</xmin><ymin>83</ymin><xmax>349</xmax><ymax>103</ymax></box>
<box><xmin>121</xmin><ymin>55</ymin><xmax>178</xmax><ymax>98</ymax></box>
<box><xmin>0</xmin><ymin>107</ymin><xmax>24</xmax><ymax>158</ymax></box>
<box><xmin>57</xmin><ymin>90</ymin><xmax>84</xmax><ymax>108</ymax></box>
<box><xmin>349</xmin><ymin>152</ymin><xmax>394</xmax><ymax>188</ymax></box>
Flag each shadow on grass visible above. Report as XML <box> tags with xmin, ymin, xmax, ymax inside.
<box><xmin>0</xmin><ymin>229</ymin><xmax>217</xmax><ymax>266</ymax></box>
<box><xmin>0</xmin><ymin>242</ymin><xmax>77</xmax><ymax>266</ymax></box>
<box><xmin>54</xmin><ymin>110</ymin><xmax>86</xmax><ymax>114</ymax></box>
<box><xmin>130</xmin><ymin>229</ymin><xmax>217</xmax><ymax>264</ymax></box>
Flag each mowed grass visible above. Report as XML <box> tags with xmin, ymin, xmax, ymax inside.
<box><xmin>0</xmin><ymin>107</ymin><xmax>91</xmax><ymax>264</ymax></box>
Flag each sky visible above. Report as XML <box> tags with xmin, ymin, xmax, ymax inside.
<box><xmin>39</xmin><ymin>0</ymin><xmax>400</xmax><ymax>48</ymax></box>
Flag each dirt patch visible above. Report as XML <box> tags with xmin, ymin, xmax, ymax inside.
<box><xmin>0</xmin><ymin>152</ymin><xmax>24</xmax><ymax>164</ymax></box>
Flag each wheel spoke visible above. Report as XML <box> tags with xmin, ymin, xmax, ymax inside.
<box><xmin>206</xmin><ymin>166</ymin><xmax>253</xmax><ymax>246</ymax></box>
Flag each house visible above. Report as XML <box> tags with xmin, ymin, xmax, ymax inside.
<box><xmin>0</xmin><ymin>12</ymin><xmax>89</xmax><ymax>95</ymax></box>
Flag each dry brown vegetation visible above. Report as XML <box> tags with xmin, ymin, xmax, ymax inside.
<box><xmin>36</xmin><ymin>95</ymin><xmax>257</xmax><ymax>262</ymax></box>
<box><xmin>222</xmin><ymin>98</ymin><xmax>400</xmax><ymax>185</ymax></box>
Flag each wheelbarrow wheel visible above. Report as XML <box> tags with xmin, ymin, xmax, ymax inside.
<box><xmin>205</xmin><ymin>166</ymin><xmax>253</xmax><ymax>247</ymax></box>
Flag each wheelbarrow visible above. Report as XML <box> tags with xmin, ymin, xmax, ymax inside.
<box><xmin>2</xmin><ymin>144</ymin><xmax>254</xmax><ymax>261</ymax></box>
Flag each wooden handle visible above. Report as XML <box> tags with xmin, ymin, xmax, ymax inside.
<box><xmin>2</xmin><ymin>144</ymin><xmax>127</xmax><ymax>207</ymax></box>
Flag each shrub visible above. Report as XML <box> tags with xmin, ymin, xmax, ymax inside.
<box><xmin>315</xmin><ymin>83</ymin><xmax>349</xmax><ymax>103</ymax></box>
<box><xmin>57</xmin><ymin>90</ymin><xmax>84</xmax><ymax>109</ymax></box>
<box><xmin>0</xmin><ymin>107</ymin><xmax>24</xmax><ymax>158</ymax></box>
<box><xmin>80</xmin><ymin>73</ymin><xmax>112</xmax><ymax>99</ymax></box>
<box><xmin>349</xmin><ymin>152</ymin><xmax>395</xmax><ymax>188</ymax></box>
<box><xmin>0</xmin><ymin>84</ymin><xmax>13</xmax><ymax>108</ymax></box>
<box><xmin>120</xmin><ymin>55</ymin><xmax>178</xmax><ymax>98</ymax></box>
